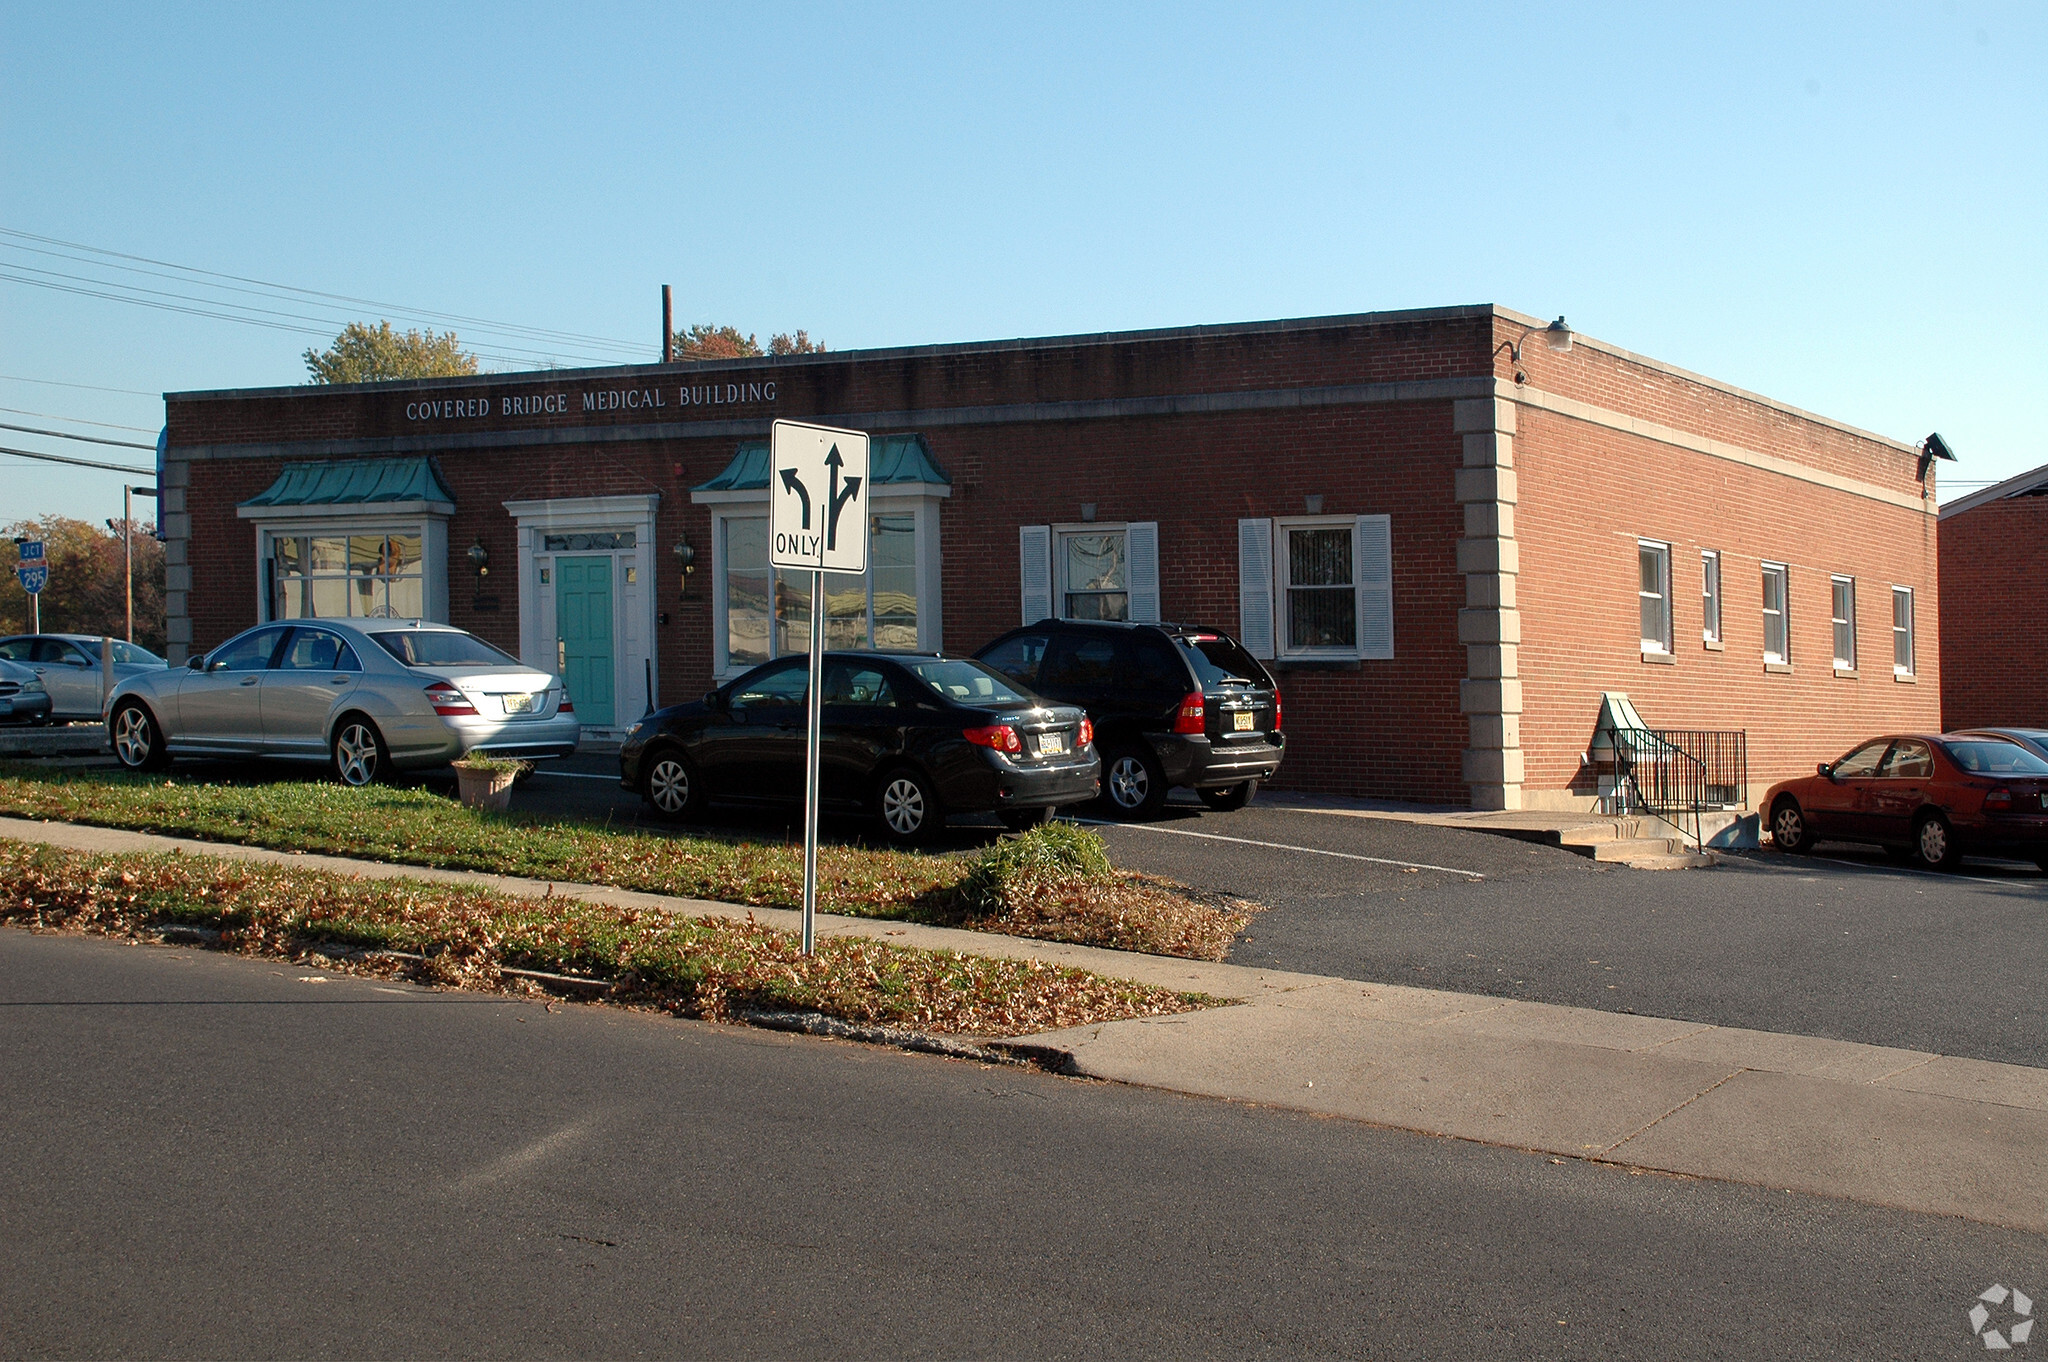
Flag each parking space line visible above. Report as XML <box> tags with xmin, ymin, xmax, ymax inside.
<box><xmin>1065</xmin><ymin>817</ymin><xmax>1487</xmax><ymax>879</ymax></box>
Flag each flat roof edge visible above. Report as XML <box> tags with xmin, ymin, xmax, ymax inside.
<box><xmin>163</xmin><ymin>304</ymin><xmax>1501</xmax><ymax>402</ymax></box>
<box><xmin>1495</xmin><ymin>307</ymin><xmax>1919</xmax><ymax>456</ymax></box>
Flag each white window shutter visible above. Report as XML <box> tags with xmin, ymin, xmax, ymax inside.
<box><xmin>1356</xmin><ymin>514</ymin><xmax>1393</xmax><ymax>660</ymax></box>
<box><xmin>1237</xmin><ymin>518</ymin><xmax>1275</xmax><ymax>660</ymax></box>
<box><xmin>1126</xmin><ymin>522</ymin><xmax>1160</xmax><ymax>623</ymax></box>
<box><xmin>1019</xmin><ymin>525</ymin><xmax>1052</xmax><ymax>624</ymax></box>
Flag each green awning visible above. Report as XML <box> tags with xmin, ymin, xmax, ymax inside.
<box><xmin>240</xmin><ymin>457</ymin><xmax>456</xmax><ymax>509</ymax></box>
<box><xmin>693</xmin><ymin>433</ymin><xmax>950</xmax><ymax>492</ymax></box>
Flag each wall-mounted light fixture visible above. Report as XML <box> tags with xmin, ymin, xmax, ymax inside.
<box><xmin>466</xmin><ymin>540</ymin><xmax>490</xmax><ymax>581</ymax></box>
<box><xmin>1917</xmin><ymin>431</ymin><xmax>1956</xmax><ymax>493</ymax></box>
<box><xmin>673</xmin><ymin>533</ymin><xmax>696</xmax><ymax>598</ymax></box>
<box><xmin>1495</xmin><ymin>315</ymin><xmax>1574</xmax><ymax>385</ymax></box>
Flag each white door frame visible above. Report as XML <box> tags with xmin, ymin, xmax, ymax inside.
<box><xmin>503</xmin><ymin>494</ymin><xmax>660</xmax><ymax>735</ymax></box>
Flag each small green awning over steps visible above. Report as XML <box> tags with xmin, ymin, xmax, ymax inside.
<box><xmin>693</xmin><ymin>433</ymin><xmax>950</xmax><ymax>492</ymax></box>
<box><xmin>240</xmin><ymin>457</ymin><xmax>455</xmax><ymax>510</ymax></box>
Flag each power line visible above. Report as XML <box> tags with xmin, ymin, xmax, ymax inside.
<box><xmin>0</xmin><ymin>444</ymin><xmax>153</xmax><ymax>475</ymax></box>
<box><xmin>0</xmin><ymin>422</ymin><xmax>156</xmax><ymax>450</ymax></box>
<box><xmin>0</xmin><ymin>373</ymin><xmax>158</xmax><ymax>397</ymax></box>
<box><xmin>0</xmin><ymin>406</ymin><xmax>158</xmax><ymax>433</ymax></box>
<box><xmin>0</xmin><ymin>227</ymin><xmax>653</xmax><ymax>363</ymax></box>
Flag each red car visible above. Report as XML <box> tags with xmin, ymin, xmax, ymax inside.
<box><xmin>1764</xmin><ymin>733</ymin><xmax>2048</xmax><ymax>871</ymax></box>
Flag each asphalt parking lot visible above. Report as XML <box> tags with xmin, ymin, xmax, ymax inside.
<box><xmin>508</xmin><ymin>755</ymin><xmax>2048</xmax><ymax>1070</ymax></box>
<box><xmin>42</xmin><ymin>749</ymin><xmax>2048</xmax><ymax>1071</ymax></box>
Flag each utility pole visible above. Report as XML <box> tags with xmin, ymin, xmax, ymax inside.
<box><xmin>661</xmin><ymin>284</ymin><xmax>673</xmax><ymax>363</ymax></box>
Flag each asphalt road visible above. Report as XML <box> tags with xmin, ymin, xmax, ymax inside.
<box><xmin>505</xmin><ymin>758</ymin><xmax>2048</xmax><ymax>1070</ymax></box>
<box><xmin>4</xmin><ymin>928</ymin><xmax>2042</xmax><ymax>1360</ymax></box>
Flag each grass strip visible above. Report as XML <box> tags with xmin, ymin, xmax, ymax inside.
<box><xmin>0</xmin><ymin>766</ymin><xmax>1259</xmax><ymax>959</ymax></box>
<box><xmin>0</xmin><ymin>840</ymin><xmax>1216</xmax><ymax>1036</ymax></box>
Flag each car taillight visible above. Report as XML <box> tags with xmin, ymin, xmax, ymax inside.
<box><xmin>963</xmin><ymin>724</ymin><xmax>1022</xmax><ymax>754</ymax></box>
<box><xmin>424</xmin><ymin>682</ymin><xmax>477</xmax><ymax>717</ymax></box>
<box><xmin>1272</xmin><ymin>690</ymin><xmax>1282</xmax><ymax>731</ymax></box>
<box><xmin>1173</xmin><ymin>691</ymin><xmax>1205</xmax><ymax>735</ymax></box>
<box><xmin>1984</xmin><ymin>787</ymin><xmax>2013</xmax><ymax>811</ymax></box>
<box><xmin>559</xmin><ymin>694</ymin><xmax>574</xmax><ymax>713</ymax></box>
<box><xmin>1078</xmin><ymin>717</ymin><xmax>1094</xmax><ymax>748</ymax></box>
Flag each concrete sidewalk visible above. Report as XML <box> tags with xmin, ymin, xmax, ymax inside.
<box><xmin>3</xmin><ymin>815</ymin><xmax>2042</xmax><ymax>1234</ymax></box>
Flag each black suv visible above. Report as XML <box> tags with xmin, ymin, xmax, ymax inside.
<box><xmin>975</xmin><ymin>620</ymin><xmax>1283</xmax><ymax>817</ymax></box>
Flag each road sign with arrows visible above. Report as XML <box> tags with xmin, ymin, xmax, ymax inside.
<box><xmin>770</xmin><ymin>419</ymin><xmax>869</xmax><ymax>574</ymax></box>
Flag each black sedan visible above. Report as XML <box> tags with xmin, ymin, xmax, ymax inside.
<box><xmin>619</xmin><ymin>652</ymin><xmax>1100</xmax><ymax>842</ymax></box>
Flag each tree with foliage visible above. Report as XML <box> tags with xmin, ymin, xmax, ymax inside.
<box><xmin>304</xmin><ymin>321</ymin><xmax>480</xmax><ymax>383</ymax></box>
<box><xmin>1</xmin><ymin>515</ymin><xmax>167</xmax><ymax>654</ymax></box>
<box><xmin>671</xmin><ymin>324</ymin><xmax>826</xmax><ymax>361</ymax></box>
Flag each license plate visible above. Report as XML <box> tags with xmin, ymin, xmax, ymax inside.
<box><xmin>1233</xmin><ymin>710</ymin><xmax>1255</xmax><ymax>731</ymax></box>
<box><xmin>1037</xmin><ymin>731</ymin><xmax>1066</xmax><ymax>756</ymax></box>
<box><xmin>502</xmin><ymin>693</ymin><xmax>534</xmax><ymax>715</ymax></box>
<box><xmin>0</xmin><ymin>699</ymin><xmax>11</xmax><ymax>715</ymax></box>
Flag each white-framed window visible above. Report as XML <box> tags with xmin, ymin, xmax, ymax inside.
<box><xmin>1638</xmin><ymin>540</ymin><xmax>1672</xmax><ymax>653</ymax></box>
<box><xmin>1701</xmin><ymin>550</ymin><xmax>1722</xmax><ymax>644</ymax></box>
<box><xmin>1761</xmin><ymin>562</ymin><xmax>1790</xmax><ymax>664</ymax></box>
<box><xmin>1892</xmin><ymin>585</ymin><xmax>1916</xmax><ymax>676</ymax></box>
<box><xmin>1831</xmin><ymin>575</ymin><xmax>1856</xmax><ymax>670</ymax></box>
<box><xmin>247</xmin><ymin>518</ymin><xmax>450</xmax><ymax>626</ymax></box>
<box><xmin>1234</xmin><ymin>514</ymin><xmax>1393</xmax><ymax>661</ymax></box>
<box><xmin>1017</xmin><ymin>523</ymin><xmax>1159</xmax><ymax>624</ymax></box>
<box><xmin>716</xmin><ymin>509</ymin><xmax>928</xmax><ymax>670</ymax></box>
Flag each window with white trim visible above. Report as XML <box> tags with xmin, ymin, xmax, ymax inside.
<box><xmin>1638</xmin><ymin>540</ymin><xmax>1672</xmax><ymax>653</ymax></box>
<box><xmin>1831</xmin><ymin>575</ymin><xmax>1856</xmax><ymax>670</ymax></box>
<box><xmin>719</xmin><ymin>511</ymin><xmax>923</xmax><ymax>669</ymax></box>
<box><xmin>270</xmin><ymin>531</ymin><xmax>427</xmax><ymax>620</ymax></box>
<box><xmin>1017</xmin><ymin>523</ymin><xmax>1159</xmax><ymax>624</ymax></box>
<box><xmin>1761</xmin><ymin>562</ymin><xmax>1790</xmax><ymax>664</ymax></box>
<box><xmin>1701</xmin><ymin>550</ymin><xmax>1722</xmax><ymax>644</ymax></box>
<box><xmin>1235</xmin><ymin>514</ymin><xmax>1393</xmax><ymax>661</ymax></box>
<box><xmin>1892</xmin><ymin>585</ymin><xmax>1915</xmax><ymax>675</ymax></box>
<box><xmin>1060</xmin><ymin>529</ymin><xmax>1129</xmax><ymax>620</ymax></box>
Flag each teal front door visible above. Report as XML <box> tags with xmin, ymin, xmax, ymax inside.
<box><xmin>557</xmin><ymin>556</ymin><xmax>615</xmax><ymax>727</ymax></box>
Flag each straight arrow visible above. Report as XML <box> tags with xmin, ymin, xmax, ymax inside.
<box><xmin>824</xmin><ymin>445</ymin><xmax>862</xmax><ymax>552</ymax></box>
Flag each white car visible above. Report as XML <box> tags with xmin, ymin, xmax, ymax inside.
<box><xmin>105</xmin><ymin>619</ymin><xmax>580</xmax><ymax>785</ymax></box>
<box><xmin>0</xmin><ymin>634</ymin><xmax>167</xmax><ymax>722</ymax></box>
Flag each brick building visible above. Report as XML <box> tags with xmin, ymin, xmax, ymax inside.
<box><xmin>161</xmin><ymin>304</ymin><xmax>1941</xmax><ymax>809</ymax></box>
<box><xmin>1938</xmin><ymin>462</ymin><xmax>2048</xmax><ymax>731</ymax></box>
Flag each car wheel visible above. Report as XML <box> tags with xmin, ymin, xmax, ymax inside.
<box><xmin>1197</xmin><ymin>780</ymin><xmax>1257</xmax><ymax>812</ymax></box>
<box><xmin>1770</xmin><ymin>797</ymin><xmax>1810</xmax><ymax>853</ymax></box>
<box><xmin>998</xmin><ymin>805</ymin><xmax>1056</xmax><ymax>833</ymax></box>
<box><xmin>111</xmin><ymin>701</ymin><xmax>170</xmax><ymax>772</ymax></box>
<box><xmin>1102</xmin><ymin>745</ymin><xmax>1168</xmax><ymax>820</ymax></box>
<box><xmin>1911</xmin><ymin>811</ymin><xmax>1961</xmax><ymax>871</ymax></box>
<box><xmin>877</xmin><ymin>767</ymin><xmax>943</xmax><ymax>844</ymax></box>
<box><xmin>643</xmin><ymin>749</ymin><xmax>705</xmax><ymax>820</ymax></box>
<box><xmin>331</xmin><ymin>717</ymin><xmax>389</xmax><ymax>788</ymax></box>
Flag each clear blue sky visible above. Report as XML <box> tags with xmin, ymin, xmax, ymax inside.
<box><xmin>3</xmin><ymin>1</ymin><xmax>2041</xmax><ymax>525</ymax></box>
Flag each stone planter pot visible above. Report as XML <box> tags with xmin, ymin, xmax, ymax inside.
<box><xmin>456</xmin><ymin>765</ymin><xmax>518</xmax><ymax>813</ymax></box>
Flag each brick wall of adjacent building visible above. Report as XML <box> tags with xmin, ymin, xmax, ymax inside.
<box><xmin>1938</xmin><ymin>495</ymin><xmax>2048</xmax><ymax>731</ymax></box>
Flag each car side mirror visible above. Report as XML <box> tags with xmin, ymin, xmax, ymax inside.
<box><xmin>1817</xmin><ymin>762</ymin><xmax>1834</xmax><ymax>781</ymax></box>
<box><xmin>704</xmin><ymin>690</ymin><xmax>722</xmax><ymax>707</ymax></box>
<box><xmin>187</xmin><ymin>655</ymin><xmax>206</xmax><ymax>671</ymax></box>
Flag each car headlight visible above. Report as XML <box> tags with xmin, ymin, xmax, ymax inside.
<box><xmin>19</xmin><ymin>679</ymin><xmax>43</xmax><ymax>694</ymax></box>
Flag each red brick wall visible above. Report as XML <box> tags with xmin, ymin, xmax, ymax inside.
<box><xmin>1938</xmin><ymin>496</ymin><xmax>2048</xmax><ymax>730</ymax></box>
<box><xmin>1514</xmin><ymin>404</ymin><xmax>1941</xmax><ymax>797</ymax></box>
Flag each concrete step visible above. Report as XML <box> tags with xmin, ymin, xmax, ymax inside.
<box><xmin>1583</xmin><ymin>836</ymin><xmax>1688</xmax><ymax>862</ymax></box>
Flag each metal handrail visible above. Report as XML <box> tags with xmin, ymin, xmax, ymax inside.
<box><xmin>1604</xmin><ymin>725</ymin><xmax>1749</xmax><ymax>850</ymax></box>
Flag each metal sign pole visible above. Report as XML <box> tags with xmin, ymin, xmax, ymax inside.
<box><xmin>801</xmin><ymin>567</ymin><xmax>826</xmax><ymax>955</ymax></box>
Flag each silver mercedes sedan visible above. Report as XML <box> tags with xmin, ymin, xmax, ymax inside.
<box><xmin>105</xmin><ymin>619</ymin><xmax>581</xmax><ymax>785</ymax></box>
<box><xmin>0</xmin><ymin>633</ymin><xmax>168</xmax><ymax>722</ymax></box>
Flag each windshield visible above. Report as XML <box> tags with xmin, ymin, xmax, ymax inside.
<box><xmin>110</xmin><ymin>641</ymin><xmax>163</xmax><ymax>665</ymax></box>
<box><xmin>1943</xmin><ymin>740</ymin><xmax>2048</xmax><ymax>776</ymax></box>
<box><xmin>903</xmin><ymin>658</ymin><xmax>1029</xmax><ymax>706</ymax></box>
<box><xmin>1178</xmin><ymin>634</ymin><xmax>1269</xmax><ymax>688</ymax></box>
<box><xmin>371</xmin><ymin>629</ymin><xmax>520</xmax><ymax>669</ymax></box>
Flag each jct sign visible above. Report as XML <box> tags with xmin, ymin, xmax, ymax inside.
<box><xmin>15</xmin><ymin>540</ymin><xmax>46</xmax><ymax>595</ymax></box>
<box><xmin>770</xmin><ymin>419</ymin><xmax>869</xmax><ymax>574</ymax></box>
